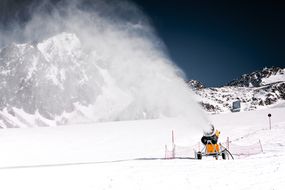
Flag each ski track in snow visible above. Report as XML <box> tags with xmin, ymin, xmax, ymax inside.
<box><xmin>0</xmin><ymin>106</ymin><xmax>284</xmax><ymax>189</ymax></box>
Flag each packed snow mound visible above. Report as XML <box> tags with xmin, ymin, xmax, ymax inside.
<box><xmin>0</xmin><ymin>32</ymin><xmax>205</xmax><ymax>128</ymax></box>
<box><xmin>188</xmin><ymin>67</ymin><xmax>285</xmax><ymax>113</ymax></box>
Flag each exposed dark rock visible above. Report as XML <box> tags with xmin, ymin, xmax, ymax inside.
<box><xmin>200</xmin><ymin>102</ymin><xmax>220</xmax><ymax>112</ymax></box>
<box><xmin>187</xmin><ymin>80</ymin><xmax>205</xmax><ymax>90</ymax></box>
<box><xmin>190</xmin><ymin>67</ymin><xmax>284</xmax><ymax>113</ymax></box>
<box><xmin>227</xmin><ymin>67</ymin><xmax>284</xmax><ymax>87</ymax></box>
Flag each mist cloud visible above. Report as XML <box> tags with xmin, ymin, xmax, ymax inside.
<box><xmin>0</xmin><ymin>0</ymin><xmax>210</xmax><ymax>130</ymax></box>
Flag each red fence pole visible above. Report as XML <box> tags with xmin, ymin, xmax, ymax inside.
<box><xmin>165</xmin><ymin>145</ymin><xmax>167</xmax><ymax>159</ymax></box>
<box><xmin>227</xmin><ymin>137</ymin><xmax>230</xmax><ymax>151</ymax></box>
<box><xmin>172</xmin><ymin>130</ymin><xmax>175</xmax><ymax>158</ymax></box>
<box><xmin>198</xmin><ymin>142</ymin><xmax>200</xmax><ymax>152</ymax></box>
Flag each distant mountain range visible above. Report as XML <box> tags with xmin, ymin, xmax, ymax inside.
<box><xmin>188</xmin><ymin>67</ymin><xmax>285</xmax><ymax>113</ymax></box>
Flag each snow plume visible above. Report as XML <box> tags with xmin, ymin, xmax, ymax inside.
<box><xmin>0</xmin><ymin>0</ymin><xmax>209</xmax><ymax>129</ymax></box>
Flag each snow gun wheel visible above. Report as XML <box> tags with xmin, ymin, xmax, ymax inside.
<box><xmin>222</xmin><ymin>152</ymin><xmax>226</xmax><ymax>160</ymax></box>
<box><xmin>219</xmin><ymin>144</ymin><xmax>234</xmax><ymax>160</ymax></box>
<box><xmin>197</xmin><ymin>151</ymin><xmax>202</xmax><ymax>160</ymax></box>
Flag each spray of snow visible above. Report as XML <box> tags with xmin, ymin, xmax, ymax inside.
<box><xmin>0</xmin><ymin>0</ymin><xmax>210</xmax><ymax>131</ymax></box>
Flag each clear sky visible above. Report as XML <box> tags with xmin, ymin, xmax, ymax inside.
<box><xmin>133</xmin><ymin>0</ymin><xmax>285</xmax><ymax>86</ymax></box>
<box><xmin>1</xmin><ymin>0</ymin><xmax>285</xmax><ymax>87</ymax></box>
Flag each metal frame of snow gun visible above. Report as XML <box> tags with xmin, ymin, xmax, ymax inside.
<box><xmin>195</xmin><ymin>140</ymin><xmax>234</xmax><ymax>160</ymax></box>
<box><xmin>219</xmin><ymin>143</ymin><xmax>234</xmax><ymax>160</ymax></box>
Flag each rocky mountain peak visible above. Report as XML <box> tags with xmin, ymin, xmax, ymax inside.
<box><xmin>191</xmin><ymin>66</ymin><xmax>285</xmax><ymax>113</ymax></box>
<box><xmin>187</xmin><ymin>80</ymin><xmax>205</xmax><ymax>90</ymax></box>
<box><xmin>227</xmin><ymin>67</ymin><xmax>284</xmax><ymax>87</ymax></box>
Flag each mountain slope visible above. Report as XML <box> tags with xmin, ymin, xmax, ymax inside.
<box><xmin>189</xmin><ymin>67</ymin><xmax>285</xmax><ymax>113</ymax></box>
<box><xmin>0</xmin><ymin>33</ymin><xmax>104</xmax><ymax>127</ymax></box>
<box><xmin>0</xmin><ymin>32</ymin><xmax>204</xmax><ymax>128</ymax></box>
<box><xmin>227</xmin><ymin>67</ymin><xmax>285</xmax><ymax>87</ymax></box>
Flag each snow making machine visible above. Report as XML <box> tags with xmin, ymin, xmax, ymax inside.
<box><xmin>195</xmin><ymin>125</ymin><xmax>234</xmax><ymax>160</ymax></box>
<box><xmin>195</xmin><ymin>141</ymin><xmax>234</xmax><ymax>160</ymax></box>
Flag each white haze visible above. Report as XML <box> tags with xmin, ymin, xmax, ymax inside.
<box><xmin>0</xmin><ymin>0</ymin><xmax>210</xmax><ymax>130</ymax></box>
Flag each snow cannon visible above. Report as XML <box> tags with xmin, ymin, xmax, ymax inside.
<box><xmin>196</xmin><ymin>124</ymin><xmax>234</xmax><ymax>160</ymax></box>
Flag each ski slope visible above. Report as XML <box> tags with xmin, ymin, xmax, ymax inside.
<box><xmin>0</xmin><ymin>106</ymin><xmax>284</xmax><ymax>189</ymax></box>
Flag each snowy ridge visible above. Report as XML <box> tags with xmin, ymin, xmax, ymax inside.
<box><xmin>37</xmin><ymin>32</ymin><xmax>82</xmax><ymax>62</ymax></box>
<box><xmin>228</xmin><ymin>67</ymin><xmax>285</xmax><ymax>87</ymax></box>
<box><xmin>189</xmin><ymin>67</ymin><xmax>285</xmax><ymax>113</ymax></box>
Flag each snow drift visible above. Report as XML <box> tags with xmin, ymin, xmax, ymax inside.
<box><xmin>0</xmin><ymin>0</ymin><xmax>208</xmax><ymax>128</ymax></box>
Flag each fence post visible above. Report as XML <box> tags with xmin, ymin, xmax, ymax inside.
<box><xmin>165</xmin><ymin>145</ymin><xmax>167</xmax><ymax>159</ymax></box>
<box><xmin>172</xmin><ymin>130</ymin><xmax>175</xmax><ymax>158</ymax></box>
<box><xmin>172</xmin><ymin>144</ymin><xmax>176</xmax><ymax>159</ymax></box>
<box><xmin>227</xmin><ymin>137</ymin><xmax>230</xmax><ymax>150</ymax></box>
<box><xmin>268</xmin><ymin>114</ymin><xmax>272</xmax><ymax>130</ymax></box>
<box><xmin>198</xmin><ymin>142</ymin><xmax>200</xmax><ymax>152</ymax></box>
<box><xmin>259</xmin><ymin>139</ymin><xmax>264</xmax><ymax>153</ymax></box>
<box><xmin>172</xmin><ymin>130</ymin><xmax>175</xmax><ymax>145</ymax></box>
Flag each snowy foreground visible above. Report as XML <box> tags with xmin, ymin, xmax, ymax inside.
<box><xmin>0</xmin><ymin>106</ymin><xmax>285</xmax><ymax>189</ymax></box>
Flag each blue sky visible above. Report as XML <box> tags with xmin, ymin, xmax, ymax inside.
<box><xmin>1</xmin><ymin>0</ymin><xmax>284</xmax><ymax>87</ymax></box>
<box><xmin>134</xmin><ymin>0</ymin><xmax>285</xmax><ymax>86</ymax></box>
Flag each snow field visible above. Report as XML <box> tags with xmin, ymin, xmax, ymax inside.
<box><xmin>0</xmin><ymin>118</ymin><xmax>201</xmax><ymax>167</ymax></box>
<box><xmin>0</xmin><ymin>157</ymin><xmax>284</xmax><ymax>190</ymax></box>
<box><xmin>0</xmin><ymin>106</ymin><xmax>284</xmax><ymax>189</ymax></box>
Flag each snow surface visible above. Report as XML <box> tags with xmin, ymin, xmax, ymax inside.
<box><xmin>0</xmin><ymin>106</ymin><xmax>284</xmax><ymax>189</ymax></box>
<box><xmin>261</xmin><ymin>68</ymin><xmax>285</xmax><ymax>85</ymax></box>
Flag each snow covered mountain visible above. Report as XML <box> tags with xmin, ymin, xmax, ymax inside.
<box><xmin>0</xmin><ymin>32</ymin><xmax>202</xmax><ymax>128</ymax></box>
<box><xmin>227</xmin><ymin>67</ymin><xmax>285</xmax><ymax>87</ymax></box>
<box><xmin>189</xmin><ymin>67</ymin><xmax>285</xmax><ymax>113</ymax></box>
<box><xmin>0</xmin><ymin>33</ymin><xmax>105</xmax><ymax>128</ymax></box>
